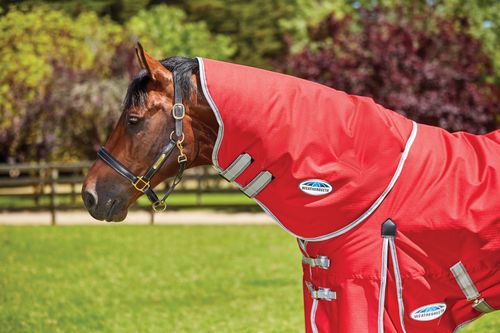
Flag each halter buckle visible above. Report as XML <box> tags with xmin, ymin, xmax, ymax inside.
<box><xmin>132</xmin><ymin>176</ymin><xmax>150</xmax><ymax>192</ymax></box>
<box><xmin>178</xmin><ymin>154</ymin><xmax>187</xmax><ymax>163</ymax></box>
<box><xmin>172</xmin><ymin>103</ymin><xmax>185</xmax><ymax>120</ymax></box>
<box><xmin>152</xmin><ymin>200</ymin><xmax>167</xmax><ymax>212</ymax></box>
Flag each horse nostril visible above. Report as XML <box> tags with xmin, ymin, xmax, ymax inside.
<box><xmin>83</xmin><ymin>190</ymin><xmax>98</xmax><ymax>211</ymax></box>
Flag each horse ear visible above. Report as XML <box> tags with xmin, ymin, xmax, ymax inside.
<box><xmin>135</xmin><ymin>45</ymin><xmax>146</xmax><ymax>70</ymax></box>
<box><xmin>135</xmin><ymin>42</ymin><xmax>171</xmax><ymax>85</ymax></box>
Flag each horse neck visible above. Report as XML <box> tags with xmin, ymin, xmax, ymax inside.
<box><xmin>185</xmin><ymin>83</ymin><xmax>218</xmax><ymax>167</ymax></box>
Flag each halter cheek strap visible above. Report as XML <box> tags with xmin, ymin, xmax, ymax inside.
<box><xmin>97</xmin><ymin>70</ymin><xmax>188</xmax><ymax>212</ymax></box>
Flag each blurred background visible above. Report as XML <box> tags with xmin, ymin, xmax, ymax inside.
<box><xmin>0</xmin><ymin>0</ymin><xmax>498</xmax><ymax>216</ymax></box>
<box><xmin>0</xmin><ymin>0</ymin><xmax>499</xmax><ymax>332</ymax></box>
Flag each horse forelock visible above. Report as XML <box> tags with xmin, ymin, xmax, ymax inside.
<box><xmin>122</xmin><ymin>56</ymin><xmax>199</xmax><ymax>111</ymax></box>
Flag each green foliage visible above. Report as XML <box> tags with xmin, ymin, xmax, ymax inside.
<box><xmin>0</xmin><ymin>0</ymin><xmax>498</xmax><ymax>162</ymax></box>
<box><xmin>339</xmin><ymin>0</ymin><xmax>500</xmax><ymax>81</ymax></box>
<box><xmin>434</xmin><ymin>0</ymin><xmax>500</xmax><ymax>83</ymax></box>
<box><xmin>127</xmin><ymin>4</ymin><xmax>235</xmax><ymax>60</ymax></box>
<box><xmin>0</xmin><ymin>5</ymin><xmax>126</xmax><ymax>162</ymax></box>
<box><xmin>1</xmin><ymin>0</ymin><xmax>152</xmax><ymax>22</ymax></box>
<box><xmin>278</xmin><ymin>0</ymin><xmax>345</xmax><ymax>54</ymax></box>
<box><xmin>175</xmin><ymin>0</ymin><xmax>300</xmax><ymax>67</ymax></box>
<box><xmin>280</xmin><ymin>6</ymin><xmax>498</xmax><ymax>133</ymax></box>
<box><xmin>0</xmin><ymin>3</ymin><xmax>236</xmax><ymax>162</ymax></box>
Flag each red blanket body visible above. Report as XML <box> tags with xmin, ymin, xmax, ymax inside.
<box><xmin>198</xmin><ymin>58</ymin><xmax>500</xmax><ymax>332</ymax></box>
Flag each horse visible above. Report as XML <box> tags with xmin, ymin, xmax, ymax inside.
<box><xmin>82</xmin><ymin>44</ymin><xmax>499</xmax><ymax>332</ymax></box>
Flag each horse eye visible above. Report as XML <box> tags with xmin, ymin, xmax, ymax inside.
<box><xmin>127</xmin><ymin>115</ymin><xmax>141</xmax><ymax>125</ymax></box>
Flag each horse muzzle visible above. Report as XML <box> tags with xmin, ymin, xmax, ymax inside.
<box><xmin>82</xmin><ymin>185</ymin><xmax>128</xmax><ymax>222</ymax></box>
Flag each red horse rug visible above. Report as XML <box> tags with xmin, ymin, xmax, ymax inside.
<box><xmin>197</xmin><ymin>58</ymin><xmax>499</xmax><ymax>332</ymax></box>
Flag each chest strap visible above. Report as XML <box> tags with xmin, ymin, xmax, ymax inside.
<box><xmin>302</xmin><ymin>255</ymin><xmax>330</xmax><ymax>269</ymax></box>
<box><xmin>220</xmin><ymin>153</ymin><xmax>252</xmax><ymax>181</ymax></box>
<box><xmin>305</xmin><ymin>281</ymin><xmax>336</xmax><ymax>301</ymax></box>
<box><xmin>241</xmin><ymin>171</ymin><xmax>273</xmax><ymax>197</ymax></box>
<box><xmin>450</xmin><ymin>262</ymin><xmax>495</xmax><ymax>313</ymax></box>
<box><xmin>219</xmin><ymin>153</ymin><xmax>273</xmax><ymax>198</ymax></box>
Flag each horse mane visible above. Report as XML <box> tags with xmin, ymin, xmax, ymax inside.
<box><xmin>123</xmin><ymin>56</ymin><xmax>199</xmax><ymax>110</ymax></box>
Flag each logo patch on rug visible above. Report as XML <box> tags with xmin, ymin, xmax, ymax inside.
<box><xmin>410</xmin><ymin>303</ymin><xmax>447</xmax><ymax>321</ymax></box>
<box><xmin>299</xmin><ymin>179</ymin><xmax>332</xmax><ymax>196</ymax></box>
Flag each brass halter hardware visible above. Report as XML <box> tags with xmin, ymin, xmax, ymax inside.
<box><xmin>132</xmin><ymin>176</ymin><xmax>151</xmax><ymax>193</ymax></box>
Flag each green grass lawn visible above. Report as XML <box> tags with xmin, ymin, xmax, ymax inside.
<box><xmin>0</xmin><ymin>225</ymin><xmax>498</xmax><ymax>333</ymax></box>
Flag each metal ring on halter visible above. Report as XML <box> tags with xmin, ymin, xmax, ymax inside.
<box><xmin>170</xmin><ymin>131</ymin><xmax>185</xmax><ymax>143</ymax></box>
<box><xmin>152</xmin><ymin>200</ymin><xmax>167</xmax><ymax>212</ymax></box>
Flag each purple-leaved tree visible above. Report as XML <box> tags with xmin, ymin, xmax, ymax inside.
<box><xmin>278</xmin><ymin>6</ymin><xmax>499</xmax><ymax>134</ymax></box>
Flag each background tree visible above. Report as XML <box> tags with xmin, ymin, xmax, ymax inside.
<box><xmin>0</xmin><ymin>1</ymin><xmax>498</xmax><ymax>162</ymax></box>
<box><xmin>339</xmin><ymin>0</ymin><xmax>500</xmax><ymax>83</ymax></box>
<box><xmin>0</xmin><ymin>5</ymin><xmax>127</xmax><ymax>162</ymax></box>
<box><xmin>173</xmin><ymin>0</ymin><xmax>337</xmax><ymax>68</ymax></box>
<box><xmin>0</xmin><ymin>0</ymin><xmax>152</xmax><ymax>22</ymax></box>
<box><xmin>127</xmin><ymin>5</ymin><xmax>235</xmax><ymax>60</ymax></box>
<box><xmin>0</xmin><ymin>3</ymin><xmax>235</xmax><ymax>162</ymax></box>
<box><xmin>278</xmin><ymin>6</ymin><xmax>499</xmax><ymax>133</ymax></box>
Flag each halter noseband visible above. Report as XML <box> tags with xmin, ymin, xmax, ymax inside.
<box><xmin>97</xmin><ymin>71</ymin><xmax>188</xmax><ymax>212</ymax></box>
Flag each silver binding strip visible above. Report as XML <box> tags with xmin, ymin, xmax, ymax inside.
<box><xmin>306</xmin><ymin>281</ymin><xmax>336</xmax><ymax>301</ymax></box>
<box><xmin>378</xmin><ymin>237</ymin><xmax>389</xmax><ymax>333</ymax></box>
<box><xmin>302</xmin><ymin>255</ymin><xmax>330</xmax><ymax>269</ymax></box>
<box><xmin>389</xmin><ymin>238</ymin><xmax>407</xmax><ymax>333</ymax></box>
<box><xmin>378</xmin><ymin>224</ymin><xmax>407</xmax><ymax>333</ymax></box>
<box><xmin>242</xmin><ymin>171</ymin><xmax>273</xmax><ymax>198</ymax></box>
<box><xmin>450</xmin><ymin>261</ymin><xmax>495</xmax><ymax>313</ymax></box>
<box><xmin>220</xmin><ymin>153</ymin><xmax>252</xmax><ymax>181</ymax></box>
<box><xmin>310</xmin><ymin>299</ymin><xmax>319</xmax><ymax>333</ymax></box>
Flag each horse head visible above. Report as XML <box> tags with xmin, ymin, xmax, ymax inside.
<box><xmin>82</xmin><ymin>45</ymin><xmax>217</xmax><ymax>221</ymax></box>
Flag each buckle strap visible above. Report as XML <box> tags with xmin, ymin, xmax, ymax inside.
<box><xmin>473</xmin><ymin>298</ymin><xmax>495</xmax><ymax>313</ymax></box>
<box><xmin>450</xmin><ymin>261</ymin><xmax>495</xmax><ymax>313</ymax></box>
<box><xmin>302</xmin><ymin>255</ymin><xmax>330</xmax><ymax>269</ymax></box>
<box><xmin>242</xmin><ymin>170</ymin><xmax>273</xmax><ymax>198</ymax></box>
<box><xmin>220</xmin><ymin>153</ymin><xmax>252</xmax><ymax>182</ymax></box>
<box><xmin>305</xmin><ymin>281</ymin><xmax>336</xmax><ymax>301</ymax></box>
<box><xmin>450</xmin><ymin>262</ymin><xmax>480</xmax><ymax>301</ymax></box>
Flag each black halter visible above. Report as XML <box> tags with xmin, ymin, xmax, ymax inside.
<box><xmin>97</xmin><ymin>71</ymin><xmax>188</xmax><ymax>212</ymax></box>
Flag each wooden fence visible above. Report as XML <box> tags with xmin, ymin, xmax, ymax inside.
<box><xmin>0</xmin><ymin>162</ymin><xmax>258</xmax><ymax>224</ymax></box>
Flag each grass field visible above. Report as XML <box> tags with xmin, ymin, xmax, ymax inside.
<box><xmin>0</xmin><ymin>225</ymin><xmax>498</xmax><ymax>332</ymax></box>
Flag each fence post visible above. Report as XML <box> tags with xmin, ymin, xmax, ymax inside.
<box><xmin>71</xmin><ymin>182</ymin><xmax>76</xmax><ymax>205</ymax></box>
<box><xmin>34</xmin><ymin>165</ymin><xmax>43</xmax><ymax>206</ymax></box>
<box><xmin>49</xmin><ymin>167</ymin><xmax>58</xmax><ymax>225</ymax></box>
<box><xmin>197</xmin><ymin>169</ymin><xmax>204</xmax><ymax>206</ymax></box>
<box><xmin>149</xmin><ymin>210</ymin><xmax>155</xmax><ymax>225</ymax></box>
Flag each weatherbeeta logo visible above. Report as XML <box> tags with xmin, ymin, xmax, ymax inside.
<box><xmin>410</xmin><ymin>303</ymin><xmax>447</xmax><ymax>321</ymax></box>
<box><xmin>299</xmin><ymin>179</ymin><xmax>333</xmax><ymax>196</ymax></box>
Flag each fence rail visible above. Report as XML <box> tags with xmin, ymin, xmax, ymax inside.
<box><xmin>0</xmin><ymin>162</ymin><xmax>258</xmax><ymax>224</ymax></box>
